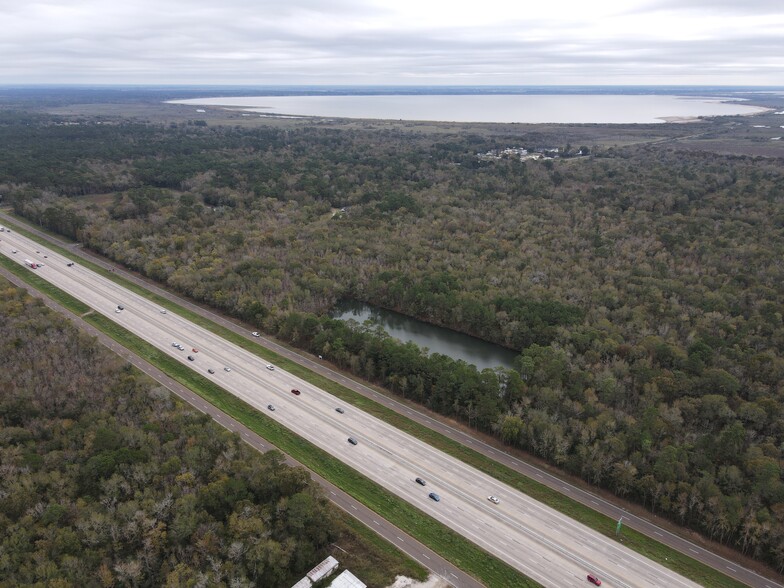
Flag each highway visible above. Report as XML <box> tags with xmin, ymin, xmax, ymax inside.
<box><xmin>0</xmin><ymin>228</ymin><xmax>730</xmax><ymax>587</ymax></box>
<box><xmin>0</xmin><ymin>263</ymin><xmax>480</xmax><ymax>588</ymax></box>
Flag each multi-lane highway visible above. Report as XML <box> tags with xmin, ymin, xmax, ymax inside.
<box><xmin>0</xmin><ymin>228</ymin><xmax>716</xmax><ymax>587</ymax></box>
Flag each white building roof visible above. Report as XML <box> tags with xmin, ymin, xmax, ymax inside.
<box><xmin>329</xmin><ymin>570</ymin><xmax>367</xmax><ymax>588</ymax></box>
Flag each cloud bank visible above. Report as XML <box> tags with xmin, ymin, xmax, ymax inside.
<box><xmin>1</xmin><ymin>0</ymin><xmax>782</xmax><ymax>85</ymax></box>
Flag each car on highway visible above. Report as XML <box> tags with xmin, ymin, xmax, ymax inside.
<box><xmin>335</xmin><ymin>407</ymin><xmax>345</xmax><ymax>414</ymax></box>
<box><xmin>192</xmin><ymin>348</ymin><xmax>198</xmax><ymax>353</ymax></box>
<box><xmin>266</xmin><ymin>364</ymin><xmax>275</xmax><ymax>371</ymax></box>
<box><xmin>347</xmin><ymin>437</ymin><xmax>358</xmax><ymax>445</ymax></box>
<box><xmin>177</xmin><ymin>345</ymin><xmax>185</xmax><ymax>350</ymax></box>
<box><xmin>207</xmin><ymin>369</ymin><xmax>215</xmax><ymax>374</ymax></box>
<box><xmin>291</xmin><ymin>388</ymin><xmax>301</xmax><ymax>396</ymax></box>
<box><xmin>67</xmin><ymin>262</ymin><xmax>74</xmax><ymax>267</ymax></box>
<box><xmin>224</xmin><ymin>367</ymin><xmax>231</xmax><ymax>372</ymax></box>
<box><xmin>187</xmin><ymin>355</ymin><xmax>195</xmax><ymax>361</ymax></box>
<box><xmin>487</xmin><ymin>495</ymin><xmax>500</xmax><ymax>504</ymax></box>
<box><xmin>171</xmin><ymin>342</ymin><xmax>179</xmax><ymax>347</ymax></box>
<box><xmin>117</xmin><ymin>305</ymin><xmax>124</xmax><ymax>310</ymax></box>
<box><xmin>415</xmin><ymin>477</ymin><xmax>426</xmax><ymax>486</ymax></box>
<box><xmin>587</xmin><ymin>574</ymin><xmax>602</xmax><ymax>586</ymax></box>
<box><xmin>11</xmin><ymin>249</ymin><xmax>16</xmax><ymax>254</ymax></box>
<box><xmin>251</xmin><ymin>331</ymin><xmax>260</xmax><ymax>337</ymax></box>
<box><xmin>115</xmin><ymin>309</ymin><xmax>122</xmax><ymax>313</ymax></box>
<box><xmin>267</xmin><ymin>404</ymin><xmax>275</xmax><ymax>411</ymax></box>
<box><xmin>428</xmin><ymin>492</ymin><xmax>441</xmax><ymax>502</ymax></box>
<box><xmin>160</xmin><ymin>309</ymin><xmax>167</xmax><ymax>314</ymax></box>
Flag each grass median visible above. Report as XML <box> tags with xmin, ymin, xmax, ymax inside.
<box><xmin>87</xmin><ymin>312</ymin><xmax>538</xmax><ymax>587</ymax></box>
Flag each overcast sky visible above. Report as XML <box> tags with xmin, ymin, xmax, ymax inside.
<box><xmin>2</xmin><ymin>0</ymin><xmax>783</xmax><ymax>86</ymax></box>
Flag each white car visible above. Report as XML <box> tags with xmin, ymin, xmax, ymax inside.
<box><xmin>251</xmin><ymin>331</ymin><xmax>260</xmax><ymax>337</ymax></box>
<box><xmin>266</xmin><ymin>364</ymin><xmax>275</xmax><ymax>371</ymax></box>
<box><xmin>487</xmin><ymin>495</ymin><xmax>500</xmax><ymax>504</ymax></box>
<box><xmin>224</xmin><ymin>367</ymin><xmax>231</xmax><ymax>372</ymax></box>
<box><xmin>160</xmin><ymin>309</ymin><xmax>167</xmax><ymax>314</ymax></box>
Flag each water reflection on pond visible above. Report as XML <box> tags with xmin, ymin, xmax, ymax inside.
<box><xmin>332</xmin><ymin>301</ymin><xmax>519</xmax><ymax>372</ymax></box>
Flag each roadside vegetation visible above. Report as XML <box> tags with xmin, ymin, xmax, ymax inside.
<box><xmin>2</xmin><ymin>92</ymin><xmax>784</xmax><ymax>575</ymax></box>
<box><xmin>0</xmin><ymin>277</ymin><xmax>426</xmax><ymax>587</ymax></box>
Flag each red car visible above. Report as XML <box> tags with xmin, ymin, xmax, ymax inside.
<box><xmin>291</xmin><ymin>389</ymin><xmax>301</xmax><ymax>396</ymax></box>
<box><xmin>587</xmin><ymin>574</ymin><xmax>602</xmax><ymax>586</ymax></box>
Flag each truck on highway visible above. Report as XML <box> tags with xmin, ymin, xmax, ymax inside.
<box><xmin>24</xmin><ymin>259</ymin><xmax>37</xmax><ymax>269</ymax></box>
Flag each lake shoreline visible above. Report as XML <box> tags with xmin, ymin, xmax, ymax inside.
<box><xmin>168</xmin><ymin>93</ymin><xmax>771</xmax><ymax>124</ymax></box>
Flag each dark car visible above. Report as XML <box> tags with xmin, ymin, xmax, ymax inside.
<box><xmin>415</xmin><ymin>477</ymin><xmax>426</xmax><ymax>486</ymax></box>
<box><xmin>335</xmin><ymin>407</ymin><xmax>345</xmax><ymax>414</ymax></box>
<box><xmin>207</xmin><ymin>368</ymin><xmax>215</xmax><ymax>374</ymax></box>
<box><xmin>67</xmin><ymin>262</ymin><xmax>74</xmax><ymax>267</ymax></box>
<box><xmin>187</xmin><ymin>355</ymin><xmax>195</xmax><ymax>361</ymax></box>
<box><xmin>291</xmin><ymin>388</ymin><xmax>301</xmax><ymax>396</ymax></box>
<box><xmin>587</xmin><ymin>574</ymin><xmax>602</xmax><ymax>586</ymax></box>
<box><xmin>267</xmin><ymin>404</ymin><xmax>275</xmax><ymax>411</ymax></box>
<box><xmin>347</xmin><ymin>437</ymin><xmax>358</xmax><ymax>445</ymax></box>
<box><xmin>428</xmin><ymin>492</ymin><xmax>440</xmax><ymax>502</ymax></box>
<box><xmin>117</xmin><ymin>305</ymin><xmax>124</xmax><ymax>310</ymax></box>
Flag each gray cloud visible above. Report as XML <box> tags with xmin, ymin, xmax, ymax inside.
<box><xmin>1</xmin><ymin>0</ymin><xmax>782</xmax><ymax>85</ymax></box>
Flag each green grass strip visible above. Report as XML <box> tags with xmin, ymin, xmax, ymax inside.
<box><xmin>3</xmin><ymin>214</ymin><xmax>750</xmax><ymax>588</ymax></box>
<box><xmin>85</xmin><ymin>312</ymin><xmax>537</xmax><ymax>587</ymax></box>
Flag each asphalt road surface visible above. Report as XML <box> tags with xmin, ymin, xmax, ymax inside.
<box><xmin>0</xmin><ymin>227</ymin><xmax>771</xmax><ymax>588</ymax></box>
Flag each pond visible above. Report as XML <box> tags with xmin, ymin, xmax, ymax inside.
<box><xmin>332</xmin><ymin>301</ymin><xmax>519</xmax><ymax>372</ymax></box>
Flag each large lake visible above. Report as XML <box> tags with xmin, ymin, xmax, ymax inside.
<box><xmin>169</xmin><ymin>94</ymin><xmax>766</xmax><ymax>124</ymax></box>
<box><xmin>333</xmin><ymin>302</ymin><xmax>519</xmax><ymax>372</ymax></box>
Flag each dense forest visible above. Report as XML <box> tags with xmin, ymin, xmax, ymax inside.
<box><xmin>0</xmin><ymin>278</ymin><xmax>418</xmax><ymax>587</ymax></box>
<box><xmin>2</xmin><ymin>103</ymin><xmax>784</xmax><ymax>571</ymax></box>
